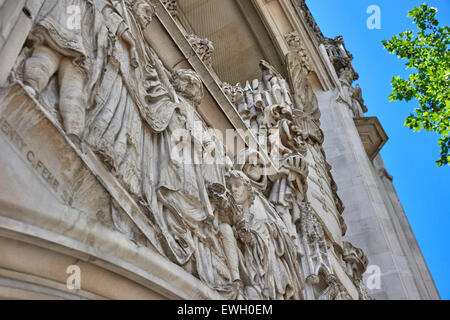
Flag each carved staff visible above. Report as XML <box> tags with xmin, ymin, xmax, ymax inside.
<box><xmin>149</xmin><ymin>48</ymin><xmax>180</xmax><ymax>104</ymax></box>
<box><xmin>120</xmin><ymin>0</ymin><xmax>179</xmax><ymax>104</ymax></box>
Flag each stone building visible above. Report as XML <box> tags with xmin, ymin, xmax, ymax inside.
<box><xmin>0</xmin><ymin>0</ymin><xmax>440</xmax><ymax>300</ymax></box>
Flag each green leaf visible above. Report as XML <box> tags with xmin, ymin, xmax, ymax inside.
<box><xmin>382</xmin><ymin>4</ymin><xmax>450</xmax><ymax>166</ymax></box>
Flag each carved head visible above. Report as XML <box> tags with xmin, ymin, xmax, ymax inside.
<box><xmin>236</xmin><ymin>149</ymin><xmax>267</xmax><ymax>189</ymax></box>
<box><xmin>222</xmin><ymin>82</ymin><xmax>244</xmax><ymax>105</ymax></box>
<box><xmin>172</xmin><ymin>69</ymin><xmax>204</xmax><ymax>106</ymax></box>
<box><xmin>285</xmin><ymin>31</ymin><xmax>302</xmax><ymax>49</ymax></box>
<box><xmin>244</xmin><ymin>155</ymin><xmax>265</xmax><ymax>183</ymax></box>
<box><xmin>343</xmin><ymin>241</ymin><xmax>368</xmax><ymax>279</ymax></box>
<box><xmin>132</xmin><ymin>0</ymin><xmax>155</xmax><ymax>28</ymax></box>
<box><xmin>226</xmin><ymin>170</ymin><xmax>255</xmax><ymax>206</ymax></box>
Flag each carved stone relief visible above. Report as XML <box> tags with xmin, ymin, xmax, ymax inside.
<box><xmin>161</xmin><ymin>0</ymin><xmax>178</xmax><ymax>18</ymax></box>
<box><xmin>291</xmin><ymin>0</ymin><xmax>324</xmax><ymax>42</ymax></box>
<box><xmin>186</xmin><ymin>34</ymin><xmax>214</xmax><ymax>68</ymax></box>
<box><xmin>321</xmin><ymin>35</ymin><xmax>370</xmax><ymax>118</ymax></box>
<box><xmin>0</xmin><ymin>0</ymin><xmax>370</xmax><ymax>300</ymax></box>
<box><xmin>343</xmin><ymin>242</ymin><xmax>371</xmax><ymax>300</ymax></box>
<box><xmin>221</xmin><ymin>57</ymin><xmax>366</xmax><ymax>299</ymax></box>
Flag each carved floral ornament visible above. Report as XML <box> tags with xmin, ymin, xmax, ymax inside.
<box><xmin>186</xmin><ymin>34</ymin><xmax>214</xmax><ymax>67</ymax></box>
<box><xmin>2</xmin><ymin>0</ymin><xmax>370</xmax><ymax>300</ymax></box>
<box><xmin>291</xmin><ymin>0</ymin><xmax>324</xmax><ymax>42</ymax></box>
<box><xmin>161</xmin><ymin>0</ymin><xmax>178</xmax><ymax>17</ymax></box>
<box><xmin>283</xmin><ymin>30</ymin><xmax>366</xmax><ymax>118</ymax></box>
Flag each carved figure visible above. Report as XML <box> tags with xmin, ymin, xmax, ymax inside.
<box><xmin>226</xmin><ymin>170</ymin><xmax>303</xmax><ymax>299</ymax></box>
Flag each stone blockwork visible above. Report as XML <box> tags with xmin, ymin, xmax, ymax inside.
<box><xmin>0</xmin><ymin>0</ymin><xmax>439</xmax><ymax>300</ymax></box>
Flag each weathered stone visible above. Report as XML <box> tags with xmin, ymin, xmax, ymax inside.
<box><xmin>0</xmin><ymin>0</ymin><xmax>439</xmax><ymax>300</ymax></box>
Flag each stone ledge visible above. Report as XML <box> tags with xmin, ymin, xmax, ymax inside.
<box><xmin>0</xmin><ymin>212</ymin><xmax>222</xmax><ymax>300</ymax></box>
<box><xmin>354</xmin><ymin>117</ymin><xmax>388</xmax><ymax>160</ymax></box>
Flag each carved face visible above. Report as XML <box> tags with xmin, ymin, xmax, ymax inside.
<box><xmin>229</xmin><ymin>177</ymin><xmax>249</xmax><ymax>205</ymax></box>
<box><xmin>172</xmin><ymin>69</ymin><xmax>204</xmax><ymax>105</ymax></box>
<box><xmin>184</xmin><ymin>73</ymin><xmax>202</xmax><ymax>97</ymax></box>
<box><xmin>134</xmin><ymin>1</ymin><xmax>155</xmax><ymax>28</ymax></box>
<box><xmin>243</xmin><ymin>154</ymin><xmax>264</xmax><ymax>182</ymax></box>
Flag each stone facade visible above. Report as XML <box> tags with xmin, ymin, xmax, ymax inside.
<box><xmin>0</xmin><ymin>0</ymin><xmax>439</xmax><ymax>300</ymax></box>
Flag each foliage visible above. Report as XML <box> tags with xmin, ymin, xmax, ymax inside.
<box><xmin>382</xmin><ymin>4</ymin><xmax>450</xmax><ymax>166</ymax></box>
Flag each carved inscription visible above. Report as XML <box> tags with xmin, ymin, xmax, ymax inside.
<box><xmin>0</xmin><ymin>116</ymin><xmax>60</xmax><ymax>194</ymax></box>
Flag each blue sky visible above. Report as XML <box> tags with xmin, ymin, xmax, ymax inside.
<box><xmin>305</xmin><ymin>0</ymin><xmax>450</xmax><ymax>299</ymax></box>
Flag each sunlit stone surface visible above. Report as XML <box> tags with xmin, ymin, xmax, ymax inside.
<box><xmin>0</xmin><ymin>0</ymin><xmax>439</xmax><ymax>300</ymax></box>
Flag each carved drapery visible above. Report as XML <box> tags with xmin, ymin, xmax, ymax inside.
<box><xmin>2</xmin><ymin>0</ymin><xmax>370</xmax><ymax>300</ymax></box>
<box><xmin>221</xmin><ymin>56</ymin><xmax>363</xmax><ymax>298</ymax></box>
<box><xmin>10</xmin><ymin>0</ymin><xmax>236</xmax><ymax>297</ymax></box>
<box><xmin>221</xmin><ymin>24</ymin><xmax>371</xmax><ymax>296</ymax></box>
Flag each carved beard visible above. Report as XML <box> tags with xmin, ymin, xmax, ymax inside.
<box><xmin>173</xmin><ymin>74</ymin><xmax>203</xmax><ymax>106</ymax></box>
<box><xmin>179</xmin><ymin>85</ymin><xmax>202</xmax><ymax>106</ymax></box>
